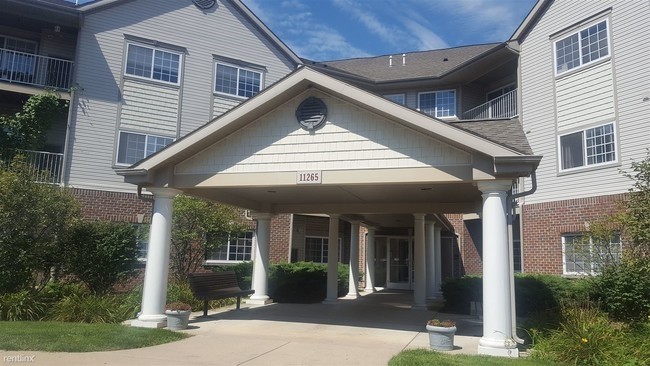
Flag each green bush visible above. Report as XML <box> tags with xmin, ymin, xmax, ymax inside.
<box><xmin>0</xmin><ymin>290</ymin><xmax>47</xmax><ymax>321</ymax></box>
<box><xmin>531</xmin><ymin>302</ymin><xmax>622</xmax><ymax>365</ymax></box>
<box><xmin>441</xmin><ymin>274</ymin><xmax>595</xmax><ymax>317</ymax></box>
<box><xmin>49</xmin><ymin>293</ymin><xmax>135</xmax><ymax>323</ymax></box>
<box><xmin>39</xmin><ymin>281</ymin><xmax>88</xmax><ymax>303</ymax></box>
<box><xmin>212</xmin><ymin>261</ymin><xmax>253</xmax><ymax>289</ymax></box>
<box><xmin>268</xmin><ymin>262</ymin><xmax>348</xmax><ymax>303</ymax></box>
<box><xmin>595</xmin><ymin>257</ymin><xmax>650</xmax><ymax>322</ymax></box>
<box><xmin>62</xmin><ymin>221</ymin><xmax>139</xmax><ymax>294</ymax></box>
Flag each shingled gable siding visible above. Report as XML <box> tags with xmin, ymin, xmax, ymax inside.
<box><xmin>68</xmin><ymin>0</ymin><xmax>295</xmax><ymax>193</ymax></box>
<box><xmin>519</xmin><ymin>0</ymin><xmax>650</xmax><ymax>205</ymax></box>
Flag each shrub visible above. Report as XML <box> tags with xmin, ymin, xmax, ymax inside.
<box><xmin>212</xmin><ymin>261</ymin><xmax>253</xmax><ymax>289</ymax></box>
<box><xmin>0</xmin><ymin>290</ymin><xmax>47</xmax><ymax>321</ymax></box>
<box><xmin>595</xmin><ymin>257</ymin><xmax>650</xmax><ymax>322</ymax></box>
<box><xmin>440</xmin><ymin>276</ymin><xmax>482</xmax><ymax>314</ymax></box>
<box><xmin>62</xmin><ymin>220</ymin><xmax>139</xmax><ymax>294</ymax></box>
<box><xmin>531</xmin><ymin>302</ymin><xmax>622</xmax><ymax>365</ymax></box>
<box><xmin>267</xmin><ymin>262</ymin><xmax>348</xmax><ymax>303</ymax></box>
<box><xmin>49</xmin><ymin>293</ymin><xmax>134</xmax><ymax>323</ymax></box>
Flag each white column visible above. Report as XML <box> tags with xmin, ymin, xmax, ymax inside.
<box><xmin>132</xmin><ymin>188</ymin><xmax>180</xmax><ymax>328</ymax></box>
<box><xmin>346</xmin><ymin>221</ymin><xmax>361</xmax><ymax>299</ymax></box>
<box><xmin>425</xmin><ymin>220</ymin><xmax>437</xmax><ymax>300</ymax></box>
<box><xmin>412</xmin><ymin>213</ymin><xmax>427</xmax><ymax>310</ymax></box>
<box><xmin>364</xmin><ymin>227</ymin><xmax>376</xmax><ymax>293</ymax></box>
<box><xmin>248</xmin><ymin>214</ymin><xmax>273</xmax><ymax>305</ymax></box>
<box><xmin>434</xmin><ymin>225</ymin><xmax>443</xmax><ymax>298</ymax></box>
<box><xmin>323</xmin><ymin>214</ymin><xmax>340</xmax><ymax>304</ymax></box>
<box><xmin>477</xmin><ymin>181</ymin><xmax>519</xmax><ymax>357</ymax></box>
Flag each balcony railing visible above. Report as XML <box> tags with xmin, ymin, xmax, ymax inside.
<box><xmin>462</xmin><ymin>89</ymin><xmax>518</xmax><ymax>120</ymax></box>
<box><xmin>0</xmin><ymin>48</ymin><xmax>74</xmax><ymax>90</ymax></box>
<box><xmin>1</xmin><ymin>149</ymin><xmax>64</xmax><ymax>184</ymax></box>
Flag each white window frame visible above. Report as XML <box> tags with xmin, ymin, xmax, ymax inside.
<box><xmin>115</xmin><ymin>130</ymin><xmax>175</xmax><ymax>166</ymax></box>
<box><xmin>214</xmin><ymin>61</ymin><xmax>264</xmax><ymax>99</ymax></box>
<box><xmin>124</xmin><ymin>43</ymin><xmax>183</xmax><ymax>85</ymax></box>
<box><xmin>486</xmin><ymin>83</ymin><xmax>516</xmax><ymax>102</ymax></box>
<box><xmin>384</xmin><ymin>93</ymin><xmax>406</xmax><ymax>106</ymax></box>
<box><xmin>553</xmin><ymin>19</ymin><xmax>610</xmax><ymax>76</ymax></box>
<box><xmin>562</xmin><ymin>233</ymin><xmax>621</xmax><ymax>275</ymax></box>
<box><xmin>557</xmin><ymin>122</ymin><xmax>617</xmax><ymax>172</ymax></box>
<box><xmin>417</xmin><ymin>89</ymin><xmax>456</xmax><ymax>118</ymax></box>
<box><xmin>205</xmin><ymin>231</ymin><xmax>255</xmax><ymax>264</ymax></box>
<box><xmin>304</xmin><ymin>236</ymin><xmax>329</xmax><ymax>264</ymax></box>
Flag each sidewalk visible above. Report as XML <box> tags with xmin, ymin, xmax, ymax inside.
<box><xmin>15</xmin><ymin>290</ymin><xmax>481</xmax><ymax>366</ymax></box>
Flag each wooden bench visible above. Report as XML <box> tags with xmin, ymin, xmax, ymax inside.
<box><xmin>188</xmin><ymin>271</ymin><xmax>255</xmax><ymax>316</ymax></box>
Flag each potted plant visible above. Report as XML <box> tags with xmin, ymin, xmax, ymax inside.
<box><xmin>165</xmin><ymin>302</ymin><xmax>192</xmax><ymax>330</ymax></box>
<box><xmin>426</xmin><ymin>319</ymin><xmax>456</xmax><ymax>351</ymax></box>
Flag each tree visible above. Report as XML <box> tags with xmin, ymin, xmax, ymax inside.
<box><xmin>170</xmin><ymin>195</ymin><xmax>246</xmax><ymax>283</ymax></box>
<box><xmin>61</xmin><ymin>220</ymin><xmax>139</xmax><ymax>294</ymax></box>
<box><xmin>0</xmin><ymin>158</ymin><xmax>78</xmax><ymax>293</ymax></box>
<box><xmin>0</xmin><ymin>92</ymin><xmax>65</xmax><ymax>154</ymax></box>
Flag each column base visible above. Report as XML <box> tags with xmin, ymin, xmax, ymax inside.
<box><xmin>363</xmin><ymin>287</ymin><xmax>376</xmax><ymax>293</ymax></box>
<box><xmin>246</xmin><ymin>296</ymin><xmax>273</xmax><ymax>305</ymax></box>
<box><xmin>478</xmin><ymin>345</ymin><xmax>519</xmax><ymax>358</ymax></box>
<box><xmin>344</xmin><ymin>292</ymin><xmax>359</xmax><ymax>299</ymax></box>
<box><xmin>322</xmin><ymin>298</ymin><xmax>339</xmax><ymax>304</ymax></box>
<box><xmin>131</xmin><ymin>318</ymin><xmax>167</xmax><ymax>328</ymax></box>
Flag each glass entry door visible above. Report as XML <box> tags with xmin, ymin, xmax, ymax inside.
<box><xmin>387</xmin><ymin>238</ymin><xmax>411</xmax><ymax>290</ymax></box>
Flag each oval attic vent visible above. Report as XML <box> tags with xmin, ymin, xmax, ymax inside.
<box><xmin>296</xmin><ymin>97</ymin><xmax>327</xmax><ymax>130</ymax></box>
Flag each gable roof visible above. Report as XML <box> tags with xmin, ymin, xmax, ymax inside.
<box><xmin>510</xmin><ymin>0</ymin><xmax>553</xmax><ymax>42</ymax></box>
<box><xmin>450</xmin><ymin>118</ymin><xmax>532</xmax><ymax>155</ymax></box>
<box><xmin>303</xmin><ymin>43</ymin><xmax>502</xmax><ymax>83</ymax></box>
<box><xmin>118</xmin><ymin>66</ymin><xmax>538</xmax><ymax>180</ymax></box>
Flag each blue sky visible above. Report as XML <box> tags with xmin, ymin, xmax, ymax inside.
<box><xmin>71</xmin><ymin>0</ymin><xmax>537</xmax><ymax>61</ymax></box>
<box><xmin>244</xmin><ymin>0</ymin><xmax>537</xmax><ymax>61</ymax></box>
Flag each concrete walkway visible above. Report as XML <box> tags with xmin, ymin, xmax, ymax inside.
<box><xmin>20</xmin><ymin>290</ymin><xmax>482</xmax><ymax>366</ymax></box>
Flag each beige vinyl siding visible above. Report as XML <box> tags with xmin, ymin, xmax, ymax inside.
<box><xmin>67</xmin><ymin>0</ymin><xmax>295</xmax><ymax>192</ymax></box>
<box><xmin>520</xmin><ymin>0</ymin><xmax>650</xmax><ymax>204</ymax></box>
<box><xmin>120</xmin><ymin>79</ymin><xmax>179</xmax><ymax>135</ymax></box>
<box><xmin>555</xmin><ymin>61</ymin><xmax>615</xmax><ymax>132</ymax></box>
<box><xmin>175</xmin><ymin>91</ymin><xmax>471</xmax><ymax>175</ymax></box>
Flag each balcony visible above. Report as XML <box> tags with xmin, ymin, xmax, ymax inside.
<box><xmin>0</xmin><ymin>48</ymin><xmax>74</xmax><ymax>90</ymax></box>
<box><xmin>462</xmin><ymin>89</ymin><xmax>518</xmax><ymax>120</ymax></box>
<box><xmin>2</xmin><ymin>150</ymin><xmax>64</xmax><ymax>185</ymax></box>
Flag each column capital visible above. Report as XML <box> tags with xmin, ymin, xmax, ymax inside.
<box><xmin>252</xmin><ymin>212</ymin><xmax>274</xmax><ymax>220</ymax></box>
<box><xmin>413</xmin><ymin>213</ymin><xmax>426</xmax><ymax>220</ymax></box>
<box><xmin>328</xmin><ymin>214</ymin><xmax>341</xmax><ymax>219</ymax></box>
<box><xmin>146</xmin><ymin>187</ymin><xmax>182</xmax><ymax>199</ymax></box>
<box><xmin>477</xmin><ymin>180</ymin><xmax>512</xmax><ymax>194</ymax></box>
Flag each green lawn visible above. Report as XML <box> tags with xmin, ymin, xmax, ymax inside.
<box><xmin>389</xmin><ymin>349</ymin><xmax>563</xmax><ymax>366</ymax></box>
<box><xmin>0</xmin><ymin>321</ymin><xmax>188</xmax><ymax>352</ymax></box>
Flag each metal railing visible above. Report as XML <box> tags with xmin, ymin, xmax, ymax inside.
<box><xmin>462</xmin><ymin>88</ymin><xmax>518</xmax><ymax>120</ymax></box>
<box><xmin>1</xmin><ymin>149</ymin><xmax>64</xmax><ymax>184</ymax></box>
<box><xmin>0</xmin><ymin>48</ymin><xmax>74</xmax><ymax>90</ymax></box>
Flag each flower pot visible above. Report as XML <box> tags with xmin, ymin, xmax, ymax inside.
<box><xmin>426</xmin><ymin>324</ymin><xmax>456</xmax><ymax>351</ymax></box>
<box><xmin>165</xmin><ymin>310</ymin><xmax>191</xmax><ymax>330</ymax></box>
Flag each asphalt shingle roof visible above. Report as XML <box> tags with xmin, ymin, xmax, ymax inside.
<box><xmin>307</xmin><ymin>43</ymin><xmax>501</xmax><ymax>83</ymax></box>
<box><xmin>449</xmin><ymin>118</ymin><xmax>533</xmax><ymax>155</ymax></box>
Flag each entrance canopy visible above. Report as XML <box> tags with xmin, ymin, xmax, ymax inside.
<box><xmin>117</xmin><ymin>66</ymin><xmax>540</xmax><ymax>226</ymax></box>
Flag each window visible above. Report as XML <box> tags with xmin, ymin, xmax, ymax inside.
<box><xmin>559</xmin><ymin>123</ymin><xmax>616</xmax><ymax>171</ymax></box>
<box><xmin>116</xmin><ymin>131</ymin><xmax>174</xmax><ymax>165</ymax></box>
<box><xmin>215</xmin><ymin>63</ymin><xmax>261</xmax><ymax>98</ymax></box>
<box><xmin>555</xmin><ymin>20</ymin><xmax>609</xmax><ymax>75</ymax></box>
<box><xmin>418</xmin><ymin>90</ymin><xmax>456</xmax><ymax>118</ymax></box>
<box><xmin>134</xmin><ymin>224</ymin><xmax>150</xmax><ymax>261</ymax></box>
<box><xmin>125</xmin><ymin>44</ymin><xmax>181</xmax><ymax>84</ymax></box>
<box><xmin>487</xmin><ymin>84</ymin><xmax>516</xmax><ymax>101</ymax></box>
<box><xmin>304</xmin><ymin>237</ymin><xmax>328</xmax><ymax>263</ymax></box>
<box><xmin>562</xmin><ymin>233</ymin><xmax>621</xmax><ymax>275</ymax></box>
<box><xmin>206</xmin><ymin>231</ymin><xmax>254</xmax><ymax>262</ymax></box>
<box><xmin>384</xmin><ymin>93</ymin><xmax>406</xmax><ymax>105</ymax></box>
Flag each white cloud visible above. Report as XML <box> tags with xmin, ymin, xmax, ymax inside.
<box><xmin>400</xmin><ymin>18</ymin><xmax>450</xmax><ymax>50</ymax></box>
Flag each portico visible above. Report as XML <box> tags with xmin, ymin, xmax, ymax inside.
<box><xmin>117</xmin><ymin>66</ymin><xmax>540</xmax><ymax>357</ymax></box>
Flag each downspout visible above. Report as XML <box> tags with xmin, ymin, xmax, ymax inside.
<box><xmin>60</xmin><ymin>87</ymin><xmax>76</xmax><ymax>187</ymax></box>
<box><xmin>507</xmin><ymin>172</ymin><xmax>537</xmax><ymax>344</ymax></box>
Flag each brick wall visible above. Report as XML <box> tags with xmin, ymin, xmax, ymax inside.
<box><xmin>521</xmin><ymin>193</ymin><xmax>626</xmax><ymax>274</ymax></box>
<box><xmin>445</xmin><ymin>214</ymin><xmax>482</xmax><ymax>276</ymax></box>
<box><xmin>71</xmin><ymin>188</ymin><xmax>152</xmax><ymax>223</ymax></box>
<box><xmin>269</xmin><ymin>214</ymin><xmax>292</xmax><ymax>263</ymax></box>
